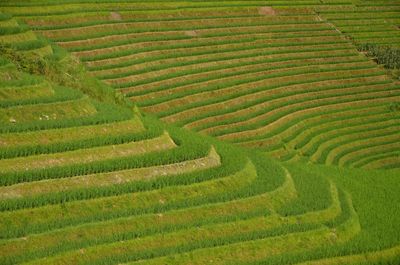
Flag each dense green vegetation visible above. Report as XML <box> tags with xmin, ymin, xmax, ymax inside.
<box><xmin>0</xmin><ymin>0</ymin><xmax>399</xmax><ymax>264</ymax></box>
<box><xmin>9</xmin><ymin>0</ymin><xmax>398</xmax><ymax>168</ymax></box>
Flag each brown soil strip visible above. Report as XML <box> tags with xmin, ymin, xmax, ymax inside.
<box><xmin>258</xmin><ymin>6</ymin><xmax>277</xmax><ymax>16</ymax></box>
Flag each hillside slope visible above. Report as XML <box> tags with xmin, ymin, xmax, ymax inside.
<box><xmin>0</xmin><ymin>1</ymin><xmax>400</xmax><ymax>265</ymax></box>
<box><xmin>4</xmin><ymin>0</ymin><xmax>399</xmax><ymax>167</ymax></box>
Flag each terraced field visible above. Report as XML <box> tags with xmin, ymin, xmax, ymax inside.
<box><xmin>6</xmin><ymin>0</ymin><xmax>399</xmax><ymax>168</ymax></box>
<box><xmin>0</xmin><ymin>0</ymin><xmax>400</xmax><ymax>264</ymax></box>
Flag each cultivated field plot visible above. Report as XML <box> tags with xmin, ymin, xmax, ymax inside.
<box><xmin>0</xmin><ymin>0</ymin><xmax>400</xmax><ymax>265</ymax></box>
<box><xmin>6</xmin><ymin>0</ymin><xmax>399</xmax><ymax>168</ymax></box>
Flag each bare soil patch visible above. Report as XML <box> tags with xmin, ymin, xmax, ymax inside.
<box><xmin>109</xmin><ymin>11</ymin><xmax>122</xmax><ymax>21</ymax></box>
<box><xmin>185</xmin><ymin>30</ymin><xmax>199</xmax><ymax>37</ymax></box>
<box><xmin>258</xmin><ymin>6</ymin><xmax>277</xmax><ymax>16</ymax></box>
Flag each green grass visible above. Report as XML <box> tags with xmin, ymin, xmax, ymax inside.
<box><xmin>0</xmin><ymin>117</ymin><xmax>145</xmax><ymax>158</ymax></box>
<box><xmin>144</xmin><ymin>65</ymin><xmax>382</xmax><ymax>118</ymax></box>
<box><xmin>0</xmin><ymin>2</ymin><xmax>399</xmax><ymax>265</ymax></box>
<box><xmin>167</xmin><ymin>77</ymin><xmax>393</xmax><ymax>132</ymax></box>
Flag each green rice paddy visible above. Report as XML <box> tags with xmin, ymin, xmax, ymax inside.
<box><xmin>0</xmin><ymin>0</ymin><xmax>399</xmax><ymax>264</ymax></box>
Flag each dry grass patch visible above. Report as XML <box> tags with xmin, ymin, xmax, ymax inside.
<box><xmin>258</xmin><ymin>6</ymin><xmax>277</xmax><ymax>16</ymax></box>
<box><xmin>184</xmin><ymin>30</ymin><xmax>199</xmax><ymax>37</ymax></box>
<box><xmin>109</xmin><ymin>11</ymin><xmax>122</xmax><ymax>21</ymax></box>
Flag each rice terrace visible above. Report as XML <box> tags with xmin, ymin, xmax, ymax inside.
<box><xmin>0</xmin><ymin>0</ymin><xmax>400</xmax><ymax>264</ymax></box>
